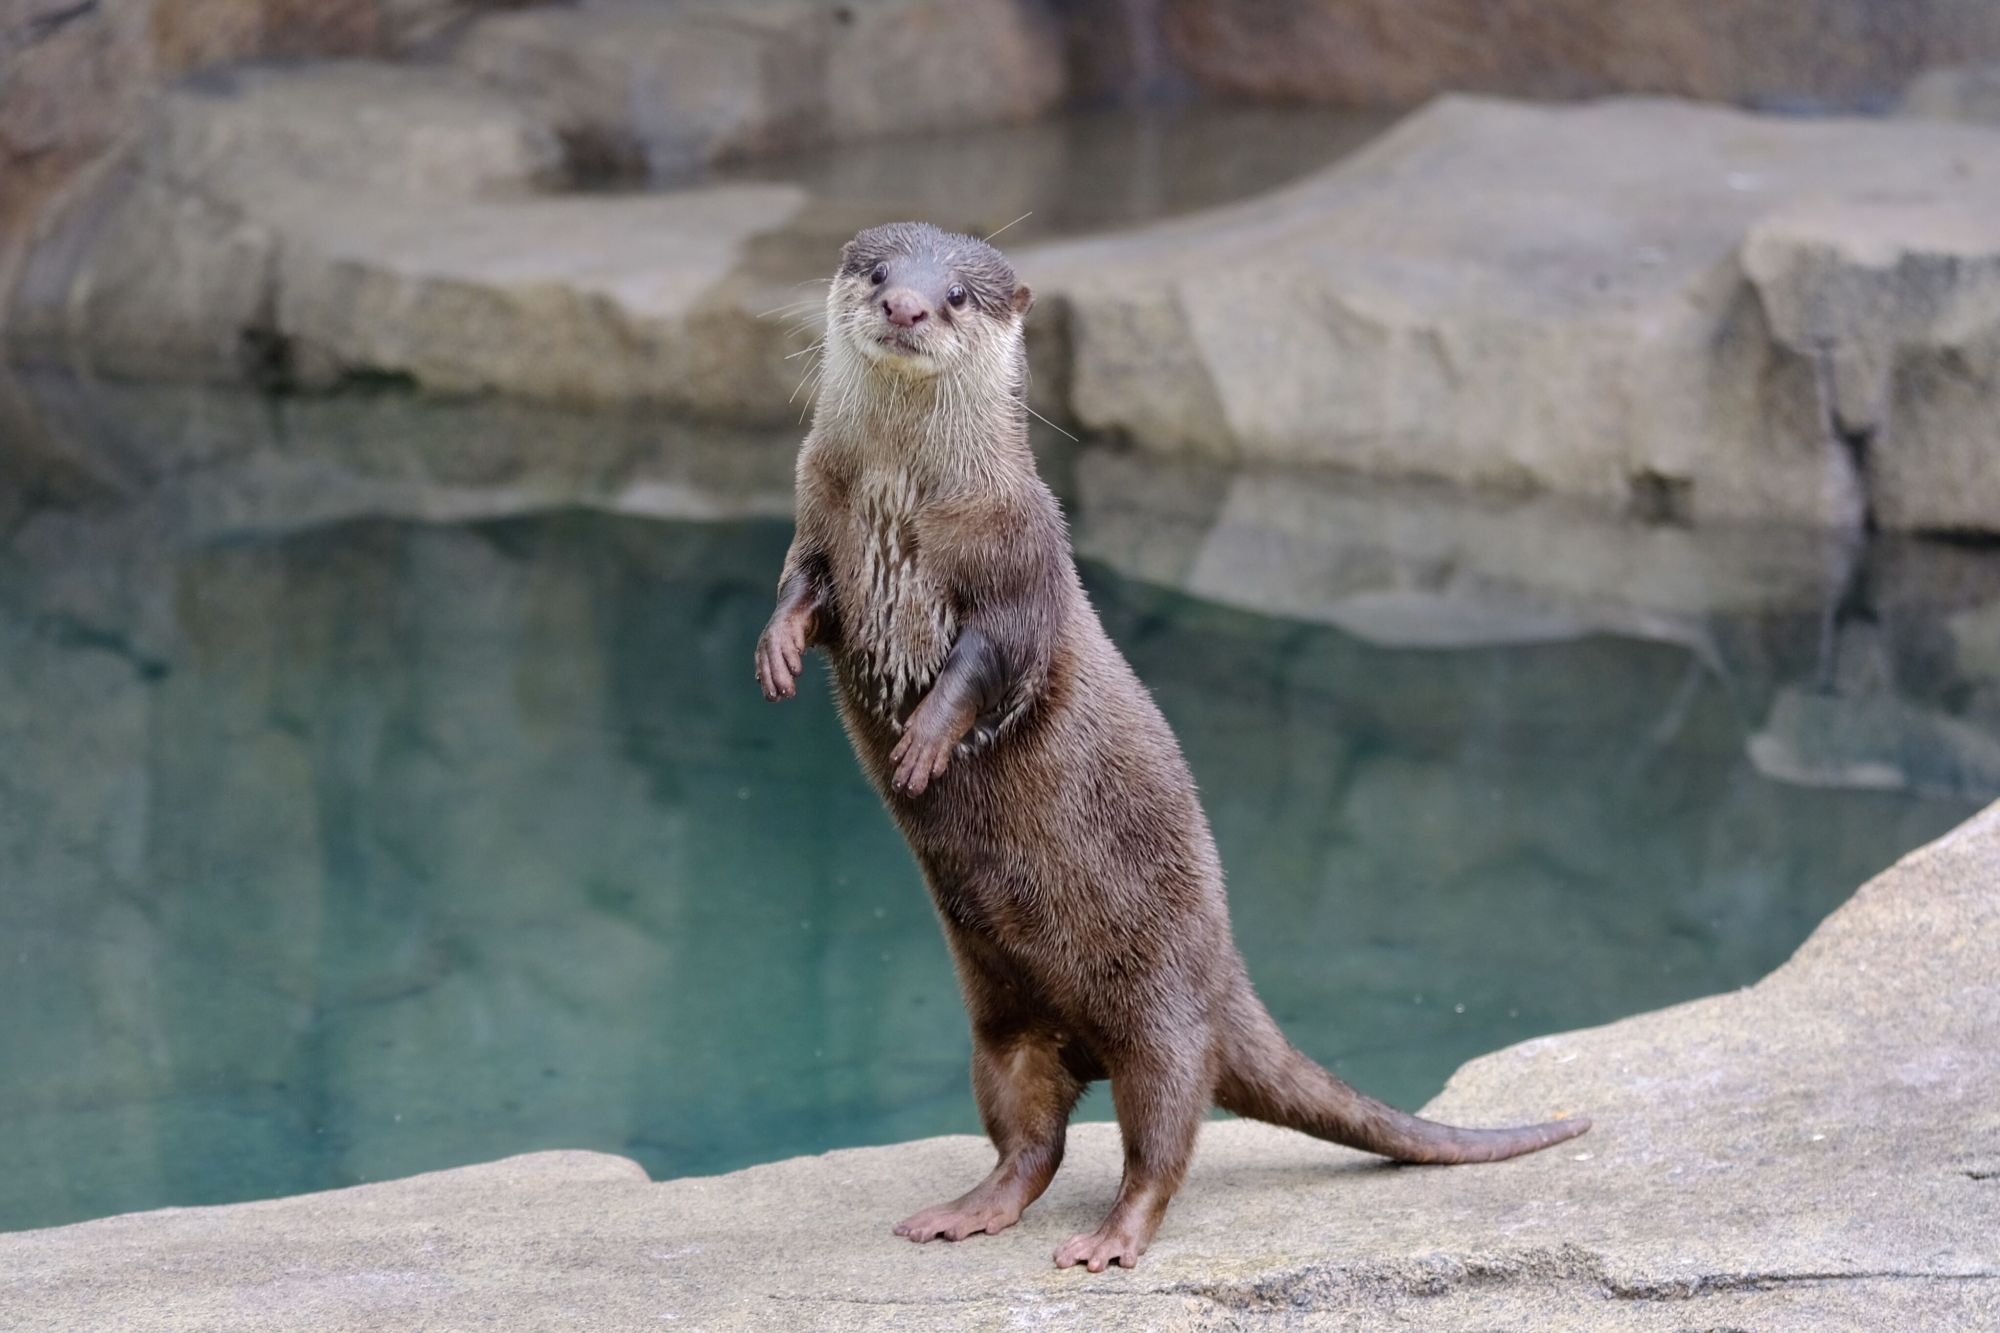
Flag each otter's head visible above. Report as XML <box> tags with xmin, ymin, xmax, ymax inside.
<box><xmin>826</xmin><ymin>222</ymin><xmax>1032</xmax><ymax>380</ymax></box>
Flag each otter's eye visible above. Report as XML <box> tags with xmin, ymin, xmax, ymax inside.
<box><xmin>870</xmin><ymin>264</ymin><xmax>888</xmax><ymax>286</ymax></box>
<box><xmin>946</xmin><ymin>284</ymin><xmax>967</xmax><ymax>308</ymax></box>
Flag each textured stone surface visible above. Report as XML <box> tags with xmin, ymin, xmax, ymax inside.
<box><xmin>0</xmin><ymin>0</ymin><xmax>491</xmax><ymax>318</ymax></box>
<box><xmin>267</xmin><ymin>184</ymin><xmax>811</xmax><ymax>413</ymax></box>
<box><xmin>1902</xmin><ymin>63</ymin><xmax>2000</xmax><ymax>122</ymax></box>
<box><xmin>1</xmin><ymin>800</ymin><xmax>1995</xmax><ymax>1329</ymax></box>
<box><xmin>1742</xmin><ymin>199</ymin><xmax>2000</xmax><ymax>534</ymax></box>
<box><xmin>1162</xmin><ymin>0</ymin><xmax>2000</xmax><ymax>110</ymax></box>
<box><xmin>5</xmin><ymin>56</ymin><xmax>814</xmax><ymax>415</ymax></box>
<box><xmin>453</xmin><ymin>0</ymin><xmax>1066</xmax><ymax>179</ymax></box>
<box><xmin>146</xmin><ymin>60</ymin><xmax>565</xmax><ymax>199</ymax></box>
<box><xmin>1022</xmin><ymin>95</ymin><xmax>2000</xmax><ymax>532</ymax></box>
<box><xmin>16</xmin><ymin>82</ymin><xmax>2000</xmax><ymax>527</ymax></box>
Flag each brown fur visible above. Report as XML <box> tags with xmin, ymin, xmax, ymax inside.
<box><xmin>755</xmin><ymin>222</ymin><xmax>1590</xmax><ymax>1272</ymax></box>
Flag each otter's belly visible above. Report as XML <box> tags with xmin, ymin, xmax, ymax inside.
<box><xmin>831</xmin><ymin>468</ymin><xmax>955</xmax><ymax>726</ymax></box>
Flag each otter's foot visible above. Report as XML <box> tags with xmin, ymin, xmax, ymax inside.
<box><xmin>1053</xmin><ymin>1216</ymin><xmax>1151</xmax><ymax>1272</ymax></box>
<box><xmin>893</xmin><ymin>1184</ymin><xmax>1028</xmax><ymax>1243</ymax></box>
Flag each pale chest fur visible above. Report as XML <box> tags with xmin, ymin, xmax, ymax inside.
<box><xmin>830</xmin><ymin>466</ymin><xmax>957</xmax><ymax>727</ymax></box>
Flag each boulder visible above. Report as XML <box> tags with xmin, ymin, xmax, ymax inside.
<box><xmin>4</xmin><ymin>58</ymin><xmax>820</xmax><ymax>418</ymax></box>
<box><xmin>1901</xmin><ymin>63</ymin><xmax>2000</xmax><ymax>122</ymax></box>
<box><xmin>452</xmin><ymin>0</ymin><xmax>1067</xmax><ymax>179</ymax></box>
<box><xmin>1022</xmin><ymin>96</ymin><xmax>2000</xmax><ymax>532</ymax></box>
<box><xmin>2</xmin><ymin>802</ymin><xmax>1995</xmax><ymax>1329</ymax></box>
<box><xmin>1742</xmin><ymin>199</ymin><xmax>2000</xmax><ymax>534</ymax></box>
<box><xmin>266</xmin><ymin>183</ymin><xmax>813</xmax><ymax>415</ymax></box>
<box><xmin>1161</xmin><ymin>0</ymin><xmax>2000</xmax><ymax>111</ymax></box>
<box><xmin>146</xmin><ymin>60</ymin><xmax>566</xmax><ymax>199</ymax></box>
<box><xmin>0</xmin><ymin>0</ymin><xmax>501</xmax><ymax>321</ymax></box>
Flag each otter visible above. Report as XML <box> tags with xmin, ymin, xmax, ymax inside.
<box><xmin>754</xmin><ymin>221</ymin><xmax>1589</xmax><ymax>1272</ymax></box>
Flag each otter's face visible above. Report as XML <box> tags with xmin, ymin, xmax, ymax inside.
<box><xmin>829</xmin><ymin>222</ymin><xmax>1032</xmax><ymax>377</ymax></box>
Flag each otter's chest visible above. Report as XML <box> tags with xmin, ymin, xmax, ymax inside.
<box><xmin>831</xmin><ymin>468</ymin><xmax>957</xmax><ymax>723</ymax></box>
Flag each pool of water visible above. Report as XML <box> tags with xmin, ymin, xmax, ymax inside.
<box><xmin>0</xmin><ymin>377</ymin><xmax>1991</xmax><ymax>1233</ymax></box>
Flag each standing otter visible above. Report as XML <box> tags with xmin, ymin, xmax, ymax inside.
<box><xmin>755</xmin><ymin>222</ymin><xmax>1589</xmax><ymax>1272</ymax></box>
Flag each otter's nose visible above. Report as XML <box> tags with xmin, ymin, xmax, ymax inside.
<box><xmin>882</xmin><ymin>290</ymin><xmax>929</xmax><ymax>328</ymax></box>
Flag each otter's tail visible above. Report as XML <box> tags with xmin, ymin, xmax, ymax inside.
<box><xmin>1215</xmin><ymin>985</ymin><xmax>1589</xmax><ymax>1164</ymax></box>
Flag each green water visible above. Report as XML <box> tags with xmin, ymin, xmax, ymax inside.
<box><xmin>1</xmin><ymin>473</ymin><xmax>1984</xmax><ymax>1232</ymax></box>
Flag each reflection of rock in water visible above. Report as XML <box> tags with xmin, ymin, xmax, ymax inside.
<box><xmin>1072</xmin><ymin>448</ymin><xmax>2000</xmax><ymax>805</ymax></box>
<box><xmin>0</xmin><ymin>374</ymin><xmax>1990</xmax><ymax>1229</ymax></box>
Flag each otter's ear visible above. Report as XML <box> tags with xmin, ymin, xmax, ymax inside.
<box><xmin>838</xmin><ymin>240</ymin><xmax>859</xmax><ymax>275</ymax></box>
<box><xmin>1011</xmin><ymin>284</ymin><xmax>1034</xmax><ymax>315</ymax></box>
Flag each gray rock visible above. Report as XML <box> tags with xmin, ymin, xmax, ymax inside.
<box><xmin>8</xmin><ymin>166</ymin><xmax>278</xmax><ymax>383</ymax></box>
<box><xmin>1023</xmin><ymin>95</ymin><xmax>2000</xmax><ymax>532</ymax></box>
<box><xmin>266</xmin><ymin>183</ymin><xmax>814</xmax><ymax>414</ymax></box>
<box><xmin>452</xmin><ymin>0</ymin><xmax>1066</xmax><ymax>179</ymax></box>
<box><xmin>147</xmin><ymin>60</ymin><xmax>566</xmax><ymax>200</ymax></box>
<box><xmin>2</xmin><ymin>802</ymin><xmax>1995</xmax><ymax>1329</ymax></box>
<box><xmin>17</xmin><ymin>88</ymin><xmax>2000</xmax><ymax>530</ymax></box>
<box><xmin>8</xmin><ymin>87</ymin><xmax>816</xmax><ymax>415</ymax></box>
<box><xmin>1901</xmin><ymin>64</ymin><xmax>2000</xmax><ymax>123</ymax></box>
<box><xmin>1742</xmin><ymin>198</ymin><xmax>2000</xmax><ymax>533</ymax></box>
<box><xmin>1162</xmin><ymin>0</ymin><xmax>2000</xmax><ymax>112</ymax></box>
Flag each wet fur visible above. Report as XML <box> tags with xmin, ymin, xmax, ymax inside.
<box><xmin>756</xmin><ymin>222</ymin><xmax>1590</xmax><ymax>1272</ymax></box>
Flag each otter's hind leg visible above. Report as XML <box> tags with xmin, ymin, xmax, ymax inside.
<box><xmin>895</xmin><ymin>1023</ymin><xmax>1087</xmax><ymax>1243</ymax></box>
<box><xmin>1055</xmin><ymin>1039</ymin><xmax>1209</xmax><ymax>1272</ymax></box>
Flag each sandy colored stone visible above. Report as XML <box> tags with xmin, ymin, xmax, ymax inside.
<box><xmin>1022</xmin><ymin>95</ymin><xmax>2000</xmax><ymax>531</ymax></box>
<box><xmin>268</xmin><ymin>182</ymin><xmax>812</xmax><ymax>415</ymax></box>
<box><xmin>0</xmin><ymin>801</ymin><xmax>1994</xmax><ymax>1329</ymax></box>
<box><xmin>452</xmin><ymin>0</ymin><xmax>1065</xmax><ymax>178</ymax></box>
<box><xmin>145</xmin><ymin>60</ymin><xmax>565</xmax><ymax>199</ymax></box>
<box><xmin>5</xmin><ymin>54</ymin><xmax>813</xmax><ymax>415</ymax></box>
<box><xmin>1743</xmin><ymin>198</ymin><xmax>2000</xmax><ymax>533</ymax></box>
<box><xmin>1901</xmin><ymin>63</ymin><xmax>2000</xmax><ymax>122</ymax></box>
<box><xmin>0</xmin><ymin>0</ymin><xmax>433</xmax><ymax>328</ymax></box>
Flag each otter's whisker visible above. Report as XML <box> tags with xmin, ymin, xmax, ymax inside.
<box><xmin>984</xmin><ymin>211</ymin><xmax>1032</xmax><ymax>241</ymax></box>
<box><xmin>1025</xmin><ymin>405</ymin><xmax>1078</xmax><ymax>442</ymax></box>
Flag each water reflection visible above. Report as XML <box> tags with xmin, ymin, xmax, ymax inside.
<box><xmin>0</xmin><ymin>372</ymin><xmax>1990</xmax><ymax>1231</ymax></box>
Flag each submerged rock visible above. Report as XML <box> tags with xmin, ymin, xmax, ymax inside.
<box><xmin>1</xmin><ymin>801</ymin><xmax>1994</xmax><ymax>1329</ymax></box>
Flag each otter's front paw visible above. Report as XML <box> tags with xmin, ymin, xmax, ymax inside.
<box><xmin>889</xmin><ymin>724</ymin><xmax>955</xmax><ymax>796</ymax></box>
<box><xmin>754</xmin><ymin>618</ymin><xmax>807</xmax><ymax>701</ymax></box>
